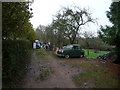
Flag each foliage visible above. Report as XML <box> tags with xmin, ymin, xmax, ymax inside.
<box><xmin>98</xmin><ymin>2</ymin><xmax>120</xmax><ymax>63</ymax></box>
<box><xmin>2</xmin><ymin>2</ymin><xmax>36</xmax><ymax>88</ymax></box>
<box><xmin>35</xmin><ymin>25</ymin><xmax>46</xmax><ymax>42</ymax></box>
<box><xmin>83</xmin><ymin>31</ymin><xmax>95</xmax><ymax>55</ymax></box>
<box><xmin>2</xmin><ymin>2</ymin><xmax>36</xmax><ymax>41</ymax></box>
<box><xmin>79</xmin><ymin>37</ymin><xmax>113</xmax><ymax>51</ymax></box>
<box><xmin>46</xmin><ymin>25</ymin><xmax>69</xmax><ymax>47</ymax></box>
<box><xmin>22</xmin><ymin>22</ymin><xmax>36</xmax><ymax>42</ymax></box>
<box><xmin>35</xmin><ymin>25</ymin><xmax>69</xmax><ymax>48</ymax></box>
<box><xmin>35</xmin><ymin>6</ymin><xmax>96</xmax><ymax>48</ymax></box>
<box><xmin>52</xmin><ymin>6</ymin><xmax>96</xmax><ymax>44</ymax></box>
<box><xmin>2</xmin><ymin>40</ymin><xmax>32</xmax><ymax>88</ymax></box>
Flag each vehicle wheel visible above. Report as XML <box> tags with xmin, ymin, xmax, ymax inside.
<box><xmin>65</xmin><ymin>55</ymin><xmax>70</xmax><ymax>59</ymax></box>
<box><xmin>80</xmin><ymin>54</ymin><xmax>84</xmax><ymax>58</ymax></box>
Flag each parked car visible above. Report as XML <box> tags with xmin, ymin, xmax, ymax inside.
<box><xmin>56</xmin><ymin>44</ymin><xmax>85</xmax><ymax>58</ymax></box>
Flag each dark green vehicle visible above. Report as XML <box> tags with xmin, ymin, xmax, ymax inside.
<box><xmin>56</xmin><ymin>44</ymin><xmax>85</xmax><ymax>58</ymax></box>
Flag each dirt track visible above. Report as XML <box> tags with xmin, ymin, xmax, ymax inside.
<box><xmin>21</xmin><ymin>50</ymin><xmax>120</xmax><ymax>88</ymax></box>
<box><xmin>22</xmin><ymin>50</ymin><xmax>81</xmax><ymax>88</ymax></box>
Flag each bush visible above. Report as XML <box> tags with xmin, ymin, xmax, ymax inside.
<box><xmin>2</xmin><ymin>40</ymin><xmax>32</xmax><ymax>88</ymax></box>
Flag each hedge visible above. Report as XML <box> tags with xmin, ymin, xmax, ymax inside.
<box><xmin>2</xmin><ymin>40</ymin><xmax>32</xmax><ymax>88</ymax></box>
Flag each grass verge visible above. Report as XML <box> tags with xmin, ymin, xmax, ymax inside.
<box><xmin>73</xmin><ymin>64</ymin><xmax>119</xmax><ymax>88</ymax></box>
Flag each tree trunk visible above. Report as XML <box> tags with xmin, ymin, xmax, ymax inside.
<box><xmin>86</xmin><ymin>40</ymin><xmax>90</xmax><ymax>55</ymax></box>
<box><xmin>70</xmin><ymin>35</ymin><xmax>76</xmax><ymax>44</ymax></box>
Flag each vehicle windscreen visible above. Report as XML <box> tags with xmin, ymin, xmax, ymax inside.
<box><xmin>65</xmin><ymin>45</ymin><xmax>73</xmax><ymax>49</ymax></box>
<box><xmin>73</xmin><ymin>46</ymin><xmax>81</xmax><ymax>50</ymax></box>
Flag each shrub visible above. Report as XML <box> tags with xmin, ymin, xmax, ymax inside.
<box><xmin>2</xmin><ymin>40</ymin><xmax>32</xmax><ymax>88</ymax></box>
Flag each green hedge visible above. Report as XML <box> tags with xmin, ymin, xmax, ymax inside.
<box><xmin>2</xmin><ymin>40</ymin><xmax>32</xmax><ymax>88</ymax></box>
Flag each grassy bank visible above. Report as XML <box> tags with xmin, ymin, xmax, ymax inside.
<box><xmin>73</xmin><ymin>66</ymin><xmax>119</xmax><ymax>88</ymax></box>
<box><xmin>67</xmin><ymin>59</ymin><xmax>120</xmax><ymax>88</ymax></box>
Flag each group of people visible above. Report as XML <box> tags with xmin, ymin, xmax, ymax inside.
<box><xmin>35</xmin><ymin>41</ymin><xmax>50</xmax><ymax>50</ymax></box>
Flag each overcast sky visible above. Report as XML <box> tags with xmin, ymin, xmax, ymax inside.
<box><xmin>30</xmin><ymin>0</ymin><xmax>112</xmax><ymax>35</ymax></box>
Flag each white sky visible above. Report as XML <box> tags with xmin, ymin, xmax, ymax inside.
<box><xmin>30</xmin><ymin>0</ymin><xmax>112</xmax><ymax>36</ymax></box>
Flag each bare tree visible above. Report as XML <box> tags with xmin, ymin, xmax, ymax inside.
<box><xmin>52</xmin><ymin>6</ymin><xmax>96</xmax><ymax>44</ymax></box>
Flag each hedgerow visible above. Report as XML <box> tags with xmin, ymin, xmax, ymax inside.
<box><xmin>2</xmin><ymin>40</ymin><xmax>32</xmax><ymax>88</ymax></box>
